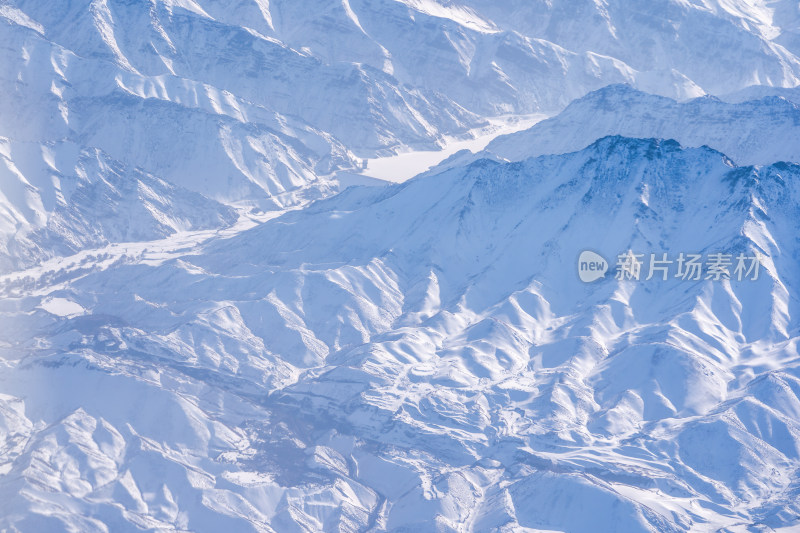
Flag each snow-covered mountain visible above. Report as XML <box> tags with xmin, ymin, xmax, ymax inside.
<box><xmin>3</xmin><ymin>1</ymin><xmax>800</xmax><ymax>532</ymax></box>
<box><xmin>0</xmin><ymin>139</ymin><xmax>240</xmax><ymax>270</ymax></box>
<box><xmin>3</xmin><ymin>0</ymin><xmax>800</xmax><ymax>267</ymax></box>
<box><xmin>485</xmin><ymin>84</ymin><xmax>800</xmax><ymax>166</ymax></box>
<box><xmin>2</xmin><ymin>137</ymin><xmax>799</xmax><ymax>531</ymax></box>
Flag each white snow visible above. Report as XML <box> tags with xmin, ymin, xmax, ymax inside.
<box><xmin>362</xmin><ymin>114</ymin><xmax>546</xmax><ymax>182</ymax></box>
<box><xmin>393</xmin><ymin>0</ymin><xmax>500</xmax><ymax>33</ymax></box>
<box><xmin>2</xmin><ymin>0</ymin><xmax>800</xmax><ymax>531</ymax></box>
<box><xmin>2</xmin><ymin>136</ymin><xmax>800</xmax><ymax>530</ymax></box>
<box><xmin>39</xmin><ymin>297</ymin><xmax>85</xmax><ymax>317</ymax></box>
<box><xmin>485</xmin><ymin>84</ymin><xmax>800</xmax><ymax>166</ymax></box>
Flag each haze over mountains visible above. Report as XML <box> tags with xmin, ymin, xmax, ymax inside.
<box><xmin>485</xmin><ymin>84</ymin><xmax>800</xmax><ymax>166</ymax></box>
<box><xmin>3</xmin><ymin>0</ymin><xmax>800</xmax><ymax>261</ymax></box>
<box><xmin>1</xmin><ymin>1</ymin><xmax>800</xmax><ymax>532</ymax></box>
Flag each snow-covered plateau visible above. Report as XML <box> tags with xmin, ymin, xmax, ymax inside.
<box><xmin>2</xmin><ymin>1</ymin><xmax>800</xmax><ymax>532</ymax></box>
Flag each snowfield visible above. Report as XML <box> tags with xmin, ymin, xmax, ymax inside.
<box><xmin>2</xmin><ymin>137</ymin><xmax>800</xmax><ymax>531</ymax></box>
<box><xmin>2</xmin><ymin>1</ymin><xmax>800</xmax><ymax>532</ymax></box>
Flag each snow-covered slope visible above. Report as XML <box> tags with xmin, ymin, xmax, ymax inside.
<box><xmin>0</xmin><ymin>139</ymin><xmax>238</xmax><ymax>270</ymax></box>
<box><xmin>2</xmin><ymin>138</ymin><xmax>799</xmax><ymax>531</ymax></box>
<box><xmin>3</xmin><ymin>0</ymin><xmax>800</xmax><ymax>270</ymax></box>
<box><xmin>0</xmin><ymin>7</ymin><xmax>360</xmax><ymax>200</ymax></box>
<box><xmin>5</xmin><ymin>0</ymin><xmax>800</xmax><ymax>163</ymax></box>
<box><xmin>486</xmin><ymin>84</ymin><xmax>800</xmax><ymax>166</ymax></box>
<box><xmin>463</xmin><ymin>0</ymin><xmax>800</xmax><ymax>94</ymax></box>
<box><xmin>721</xmin><ymin>85</ymin><xmax>800</xmax><ymax>106</ymax></box>
<box><xmin>3</xmin><ymin>1</ymin><xmax>800</xmax><ymax>531</ymax></box>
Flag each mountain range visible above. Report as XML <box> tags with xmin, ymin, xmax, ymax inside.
<box><xmin>2</xmin><ymin>1</ymin><xmax>800</xmax><ymax>531</ymax></box>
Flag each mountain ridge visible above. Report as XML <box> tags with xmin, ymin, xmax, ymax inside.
<box><xmin>2</xmin><ymin>136</ymin><xmax>798</xmax><ymax>530</ymax></box>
